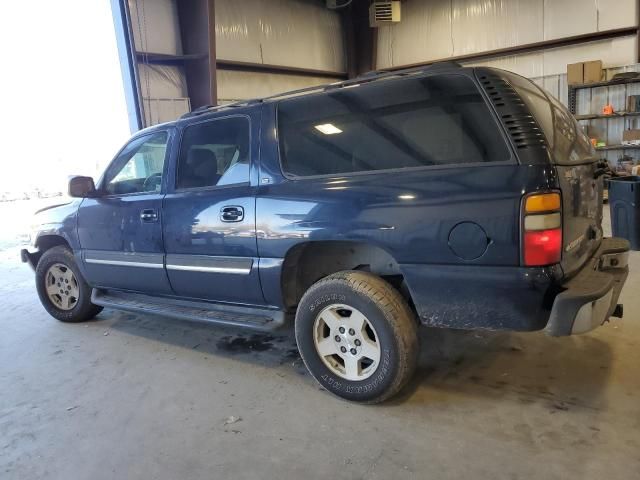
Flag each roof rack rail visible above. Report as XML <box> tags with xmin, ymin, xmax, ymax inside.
<box><xmin>179</xmin><ymin>98</ymin><xmax>264</xmax><ymax>119</ymax></box>
<box><xmin>178</xmin><ymin>61</ymin><xmax>465</xmax><ymax>119</ymax></box>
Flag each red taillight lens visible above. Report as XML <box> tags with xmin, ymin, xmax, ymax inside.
<box><xmin>523</xmin><ymin>228</ymin><xmax>562</xmax><ymax>266</ymax></box>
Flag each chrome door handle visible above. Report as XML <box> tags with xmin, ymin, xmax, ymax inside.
<box><xmin>140</xmin><ymin>209</ymin><xmax>158</xmax><ymax>222</ymax></box>
<box><xmin>220</xmin><ymin>206</ymin><xmax>244</xmax><ymax>222</ymax></box>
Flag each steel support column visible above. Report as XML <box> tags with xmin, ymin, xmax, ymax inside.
<box><xmin>177</xmin><ymin>0</ymin><xmax>217</xmax><ymax>109</ymax></box>
<box><xmin>342</xmin><ymin>0</ymin><xmax>376</xmax><ymax>78</ymax></box>
<box><xmin>109</xmin><ymin>0</ymin><xmax>144</xmax><ymax>132</ymax></box>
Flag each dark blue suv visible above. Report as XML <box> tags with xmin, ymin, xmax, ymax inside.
<box><xmin>22</xmin><ymin>63</ymin><xmax>630</xmax><ymax>403</ymax></box>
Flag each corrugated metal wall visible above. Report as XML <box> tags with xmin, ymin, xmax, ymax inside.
<box><xmin>129</xmin><ymin>0</ymin><xmax>190</xmax><ymax>125</ymax></box>
<box><xmin>125</xmin><ymin>0</ymin><xmax>640</xmax><ymax>142</ymax></box>
<box><xmin>216</xmin><ymin>0</ymin><xmax>344</xmax><ymax>102</ymax></box>
<box><xmin>377</xmin><ymin>0</ymin><xmax>637</xmax><ymax>78</ymax></box>
<box><xmin>128</xmin><ymin>0</ymin><xmax>345</xmax><ymax>124</ymax></box>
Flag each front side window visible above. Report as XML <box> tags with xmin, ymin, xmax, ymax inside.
<box><xmin>277</xmin><ymin>74</ymin><xmax>510</xmax><ymax>177</ymax></box>
<box><xmin>176</xmin><ymin>116</ymin><xmax>251</xmax><ymax>190</ymax></box>
<box><xmin>104</xmin><ymin>132</ymin><xmax>168</xmax><ymax>195</ymax></box>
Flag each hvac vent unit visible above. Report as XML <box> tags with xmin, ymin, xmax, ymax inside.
<box><xmin>369</xmin><ymin>1</ymin><xmax>401</xmax><ymax>27</ymax></box>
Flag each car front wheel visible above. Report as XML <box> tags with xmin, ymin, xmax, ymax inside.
<box><xmin>295</xmin><ymin>270</ymin><xmax>419</xmax><ymax>404</ymax></box>
<box><xmin>35</xmin><ymin>246</ymin><xmax>103</xmax><ymax>322</ymax></box>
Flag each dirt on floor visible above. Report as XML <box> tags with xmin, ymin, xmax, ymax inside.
<box><xmin>1</xmin><ymin>206</ymin><xmax>639</xmax><ymax>480</ymax></box>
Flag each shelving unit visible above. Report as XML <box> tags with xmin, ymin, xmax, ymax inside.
<box><xmin>574</xmin><ymin>111</ymin><xmax>640</xmax><ymax>121</ymax></box>
<box><xmin>569</xmin><ymin>76</ymin><xmax>640</xmax><ymax>167</ymax></box>
<box><xmin>596</xmin><ymin>144</ymin><xmax>640</xmax><ymax>151</ymax></box>
<box><xmin>568</xmin><ymin>77</ymin><xmax>640</xmax><ymax>114</ymax></box>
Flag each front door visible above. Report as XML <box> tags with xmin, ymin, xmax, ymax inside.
<box><xmin>77</xmin><ymin>129</ymin><xmax>173</xmax><ymax>294</ymax></box>
<box><xmin>162</xmin><ymin>113</ymin><xmax>264</xmax><ymax>305</ymax></box>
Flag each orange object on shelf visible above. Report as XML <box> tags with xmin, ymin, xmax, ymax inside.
<box><xmin>591</xmin><ymin>138</ymin><xmax>597</xmax><ymax>147</ymax></box>
<box><xmin>603</xmin><ymin>104</ymin><xmax>614</xmax><ymax>115</ymax></box>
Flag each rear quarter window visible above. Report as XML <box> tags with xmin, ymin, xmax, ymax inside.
<box><xmin>277</xmin><ymin>74</ymin><xmax>511</xmax><ymax>177</ymax></box>
<box><xmin>501</xmin><ymin>71</ymin><xmax>595</xmax><ymax>165</ymax></box>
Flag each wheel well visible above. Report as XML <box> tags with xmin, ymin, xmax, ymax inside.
<box><xmin>33</xmin><ymin>235</ymin><xmax>70</xmax><ymax>264</ymax></box>
<box><xmin>281</xmin><ymin>241</ymin><xmax>412</xmax><ymax>311</ymax></box>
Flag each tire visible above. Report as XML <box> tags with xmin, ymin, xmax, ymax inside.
<box><xmin>35</xmin><ymin>245</ymin><xmax>103</xmax><ymax>322</ymax></box>
<box><xmin>295</xmin><ymin>270</ymin><xmax>419</xmax><ymax>404</ymax></box>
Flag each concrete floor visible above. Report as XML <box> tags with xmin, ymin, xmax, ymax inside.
<box><xmin>1</xmin><ymin>207</ymin><xmax>639</xmax><ymax>480</ymax></box>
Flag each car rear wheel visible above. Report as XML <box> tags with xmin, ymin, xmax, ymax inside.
<box><xmin>35</xmin><ymin>246</ymin><xmax>103</xmax><ymax>322</ymax></box>
<box><xmin>295</xmin><ymin>270</ymin><xmax>419</xmax><ymax>403</ymax></box>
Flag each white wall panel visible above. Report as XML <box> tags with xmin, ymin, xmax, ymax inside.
<box><xmin>217</xmin><ymin>70</ymin><xmax>338</xmax><ymax>103</ymax></box>
<box><xmin>128</xmin><ymin>0</ymin><xmax>182</xmax><ymax>55</ymax></box>
<box><xmin>465</xmin><ymin>53</ymin><xmax>545</xmax><ymax>78</ymax></box>
<box><xmin>466</xmin><ymin>37</ymin><xmax>637</xmax><ymax>78</ymax></box>
<box><xmin>215</xmin><ymin>0</ymin><xmax>344</xmax><ymax>72</ymax></box>
<box><xmin>542</xmin><ymin>36</ymin><xmax>637</xmax><ymax>75</ymax></box>
<box><xmin>377</xmin><ymin>0</ymin><xmax>637</xmax><ymax>72</ymax></box>
<box><xmin>377</xmin><ymin>0</ymin><xmax>453</xmax><ymax>68</ymax></box>
<box><xmin>451</xmin><ymin>0</ymin><xmax>543</xmax><ymax>56</ymax></box>
<box><xmin>138</xmin><ymin>64</ymin><xmax>187</xmax><ymax>99</ymax></box>
<box><xmin>596</xmin><ymin>0</ymin><xmax>637</xmax><ymax>30</ymax></box>
<box><xmin>143</xmin><ymin>98</ymin><xmax>190</xmax><ymax>126</ymax></box>
<box><xmin>543</xmin><ymin>0</ymin><xmax>597</xmax><ymax>40</ymax></box>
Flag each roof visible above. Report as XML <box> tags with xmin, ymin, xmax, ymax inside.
<box><xmin>178</xmin><ymin>61</ymin><xmax>467</xmax><ymax>122</ymax></box>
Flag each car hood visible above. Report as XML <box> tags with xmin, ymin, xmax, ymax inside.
<box><xmin>35</xmin><ymin>200</ymin><xmax>73</xmax><ymax>215</ymax></box>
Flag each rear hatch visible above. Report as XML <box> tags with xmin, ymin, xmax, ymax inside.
<box><xmin>555</xmin><ymin>162</ymin><xmax>603</xmax><ymax>277</ymax></box>
<box><xmin>501</xmin><ymin>71</ymin><xmax>603</xmax><ymax>277</ymax></box>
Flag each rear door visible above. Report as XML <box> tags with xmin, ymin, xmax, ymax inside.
<box><xmin>162</xmin><ymin>111</ymin><xmax>264</xmax><ymax>305</ymax></box>
<box><xmin>503</xmin><ymin>72</ymin><xmax>603</xmax><ymax>276</ymax></box>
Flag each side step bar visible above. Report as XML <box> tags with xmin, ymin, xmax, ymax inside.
<box><xmin>91</xmin><ymin>289</ymin><xmax>288</xmax><ymax>331</ymax></box>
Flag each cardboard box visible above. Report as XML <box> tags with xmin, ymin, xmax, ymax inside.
<box><xmin>567</xmin><ymin>60</ymin><xmax>603</xmax><ymax>85</ymax></box>
<box><xmin>567</xmin><ymin>62</ymin><xmax>584</xmax><ymax>85</ymax></box>
<box><xmin>584</xmin><ymin>60</ymin><xmax>603</xmax><ymax>83</ymax></box>
<box><xmin>622</xmin><ymin>129</ymin><xmax>640</xmax><ymax>145</ymax></box>
<box><xmin>627</xmin><ymin>95</ymin><xmax>640</xmax><ymax>113</ymax></box>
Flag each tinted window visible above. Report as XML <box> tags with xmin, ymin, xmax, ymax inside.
<box><xmin>177</xmin><ymin>117</ymin><xmax>250</xmax><ymax>189</ymax></box>
<box><xmin>104</xmin><ymin>132</ymin><xmax>168</xmax><ymax>195</ymax></box>
<box><xmin>502</xmin><ymin>71</ymin><xmax>594</xmax><ymax>165</ymax></box>
<box><xmin>277</xmin><ymin>74</ymin><xmax>510</xmax><ymax>177</ymax></box>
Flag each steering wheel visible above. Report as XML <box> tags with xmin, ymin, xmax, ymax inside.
<box><xmin>142</xmin><ymin>173</ymin><xmax>162</xmax><ymax>192</ymax></box>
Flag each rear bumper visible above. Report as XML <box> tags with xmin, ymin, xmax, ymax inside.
<box><xmin>546</xmin><ymin>237</ymin><xmax>629</xmax><ymax>336</ymax></box>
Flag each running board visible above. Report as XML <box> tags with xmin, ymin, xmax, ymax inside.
<box><xmin>91</xmin><ymin>289</ymin><xmax>288</xmax><ymax>331</ymax></box>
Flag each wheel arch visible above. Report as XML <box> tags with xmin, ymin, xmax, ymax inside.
<box><xmin>31</xmin><ymin>234</ymin><xmax>72</xmax><ymax>267</ymax></box>
<box><xmin>280</xmin><ymin>240</ymin><xmax>413</xmax><ymax>311</ymax></box>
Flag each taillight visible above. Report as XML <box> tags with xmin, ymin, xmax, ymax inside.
<box><xmin>522</xmin><ymin>192</ymin><xmax>562</xmax><ymax>266</ymax></box>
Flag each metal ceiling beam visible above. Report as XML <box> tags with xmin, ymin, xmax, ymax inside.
<box><xmin>216</xmin><ymin>59</ymin><xmax>347</xmax><ymax>79</ymax></box>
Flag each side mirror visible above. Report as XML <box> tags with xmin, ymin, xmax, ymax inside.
<box><xmin>68</xmin><ymin>176</ymin><xmax>96</xmax><ymax>198</ymax></box>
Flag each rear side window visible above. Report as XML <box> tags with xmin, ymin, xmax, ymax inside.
<box><xmin>501</xmin><ymin>71</ymin><xmax>594</xmax><ymax>165</ymax></box>
<box><xmin>277</xmin><ymin>74</ymin><xmax>510</xmax><ymax>177</ymax></box>
<box><xmin>177</xmin><ymin>116</ymin><xmax>250</xmax><ymax>190</ymax></box>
